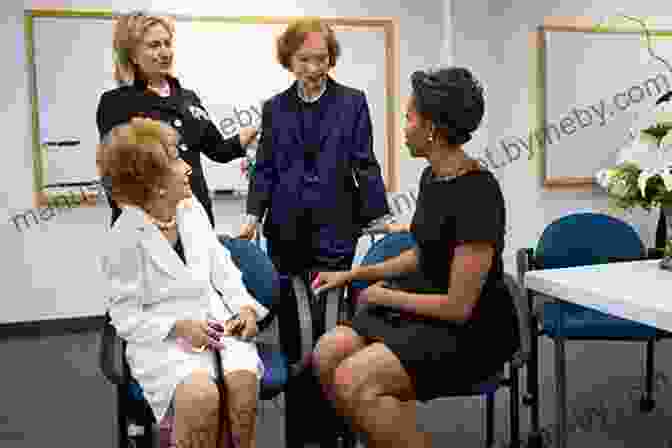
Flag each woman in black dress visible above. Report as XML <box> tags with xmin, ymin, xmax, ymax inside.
<box><xmin>311</xmin><ymin>67</ymin><xmax>519</xmax><ymax>447</ymax></box>
<box><xmin>96</xmin><ymin>11</ymin><xmax>258</xmax><ymax>228</ymax></box>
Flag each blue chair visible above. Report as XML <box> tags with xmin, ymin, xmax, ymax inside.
<box><xmin>350</xmin><ymin>232</ymin><xmax>523</xmax><ymax>448</ymax></box>
<box><xmin>99</xmin><ymin>236</ymin><xmax>287</xmax><ymax>448</ymax></box>
<box><xmin>516</xmin><ymin>213</ymin><xmax>669</xmax><ymax>448</ymax></box>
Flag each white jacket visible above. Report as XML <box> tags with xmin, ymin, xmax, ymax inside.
<box><xmin>98</xmin><ymin>196</ymin><xmax>269</xmax><ymax>421</ymax></box>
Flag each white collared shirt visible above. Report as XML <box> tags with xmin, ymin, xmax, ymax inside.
<box><xmin>297</xmin><ymin>78</ymin><xmax>328</xmax><ymax>103</ymax></box>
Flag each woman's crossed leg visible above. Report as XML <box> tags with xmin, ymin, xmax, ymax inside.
<box><xmin>313</xmin><ymin>326</ymin><xmax>432</xmax><ymax>448</ymax></box>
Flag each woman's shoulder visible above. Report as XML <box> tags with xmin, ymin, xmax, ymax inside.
<box><xmin>99</xmin><ymin>84</ymin><xmax>136</xmax><ymax>103</ymax></box>
<box><xmin>455</xmin><ymin>170</ymin><xmax>504</xmax><ymax>205</ymax></box>
<box><xmin>328</xmin><ymin>78</ymin><xmax>365</xmax><ymax>99</ymax></box>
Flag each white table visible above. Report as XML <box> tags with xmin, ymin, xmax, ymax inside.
<box><xmin>524</xmin><ymin>259</ymin><xmax>672</xmax><ymax>332</ymax></box>
<box><xmin>524</xmin><ymin>259</ymin><xmax>672</xmax><ymax>448</ymax></box>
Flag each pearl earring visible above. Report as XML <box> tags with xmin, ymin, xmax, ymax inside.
<box><xmin>158</xmin><ymin>188</ymin><xmax>167</xmax><ymax>196</ymax></box>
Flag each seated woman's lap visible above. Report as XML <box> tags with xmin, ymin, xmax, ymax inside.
<box><xmin>325</xmin><ymin>317</ymin><xmax>514</xmax><ymax>403</ymax></box>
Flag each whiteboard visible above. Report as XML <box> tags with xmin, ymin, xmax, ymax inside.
<box><xmin>31</xmin><ymin>16</ymin><xmax>388</xmax><ymax>193</ymax></box>
<box><xmin>543</xmin><ymin>30</ymin><xmax>672</xmax><ymax>184</ymax></box>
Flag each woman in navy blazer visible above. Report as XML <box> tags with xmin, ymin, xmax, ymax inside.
<box><xmin>239</xmin><ymin>19</ymin><xmax>390</xmax><ymax>446</ymax></box>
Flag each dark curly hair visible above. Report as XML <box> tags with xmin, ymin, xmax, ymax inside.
<box><xmin>410</xmin><ymin>67</ymin><xmax>484</xmax><ymax>145</ymax></box>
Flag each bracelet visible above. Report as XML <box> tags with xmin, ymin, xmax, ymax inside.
<box><xmin>243</xmin><ymin>214</ymin><xmax>259</xmax><ymax>225</ymax></box>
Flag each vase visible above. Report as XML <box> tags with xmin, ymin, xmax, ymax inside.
<box><xmin>660</xmin><ymin>204</ymin><xmax>672</xmax><ymax>271</ymax></box>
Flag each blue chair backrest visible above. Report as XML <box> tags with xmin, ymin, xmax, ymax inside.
<box><xmin>218</xmin><ymin>235</ymin><xmax>281</xmax><ymax>330</ymax></box>
<box><xmin>535</xmin><ymin>213</ymin><xmax>645</xmax><ymax>269</ymax></box>
<box><xmin>351</xmin><ymin>232</ymin><xmax>417</xmax><ymax>293</ymax></box>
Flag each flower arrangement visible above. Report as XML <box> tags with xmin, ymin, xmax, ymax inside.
<box><xmin>593</xmin><ymin>14</ymin><xmax>672</xmax><ymax>266</ymax></box>
<box><xmin>595</xmin><ymin>109</ymin><xmax>672</xmax><ymax>213</ymax></box>
<box><xmin>594</xmin><ymin>15</ymin><xmax>672</xmax><ymax>211</ymax></box>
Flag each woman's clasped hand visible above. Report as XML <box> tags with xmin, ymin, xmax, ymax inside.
<box><xmin>176</xmin><ymin>309</ymin><xmax>258</xmax><ymax>352</ymax></box>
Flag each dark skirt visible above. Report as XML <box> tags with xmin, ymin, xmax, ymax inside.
<box><xmin>349</xmin><ymin>304</ymin><xmax>517</xmax><ymax>402</ymax></box>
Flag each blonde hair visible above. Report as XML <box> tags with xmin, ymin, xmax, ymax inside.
<box><xmin>112</xmin><ymin>11</ymin><xmax>176</xmax><ymax>85</ymax></box>
<box><xmin>97</xmin><ymin>118</ymin><xmax>179</xmax><ymax>207</ymax></box>
<box><xmin>276</xmin><ymin>18</ymin><xmax>340</xmax><ymax>70</ymax></box>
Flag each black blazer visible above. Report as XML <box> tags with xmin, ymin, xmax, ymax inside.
<box><xmin>96</xmin><ymin>76</ymin><xmax>246</xmax><ymax>227</ymax></box>
<box><xmin>247</xmin><ymin>77</ymin><xmax>389</xmax><ymax>273</ymax></box>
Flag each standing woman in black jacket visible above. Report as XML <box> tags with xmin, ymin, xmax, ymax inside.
<box><xmin>96</xmin><ymin>11</ymin><xmax>258</xmax><ymax>227</ymax></box>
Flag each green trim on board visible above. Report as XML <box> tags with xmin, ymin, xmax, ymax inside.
<box><xmin>24</xmin><ymin>14</ymin><xmax>44</xmax><ymax>193</ymax></box>
<box><xmin>530</xmin><ymin>28</ymin><xmax>546</xmax><ymax>184</ymax></box>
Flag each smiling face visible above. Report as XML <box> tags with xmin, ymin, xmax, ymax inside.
<box><xmin>289</xmin><ymin>31</ymin><xmax>330</xmax><ymax>92</ymax></box>
<box><xmin>159</xmin><ymin>144</ymin><xmax>192</xmax><ymax>203</ymax></box>
<box><xmin>404</xmin><ymin>96</ymin><xmax>433</xmax><ymax>158</ymax></box>
<box><xmin>132</xmin><ymin>22</ymin><xmax>174</xmax><ymax>83</ymax></box>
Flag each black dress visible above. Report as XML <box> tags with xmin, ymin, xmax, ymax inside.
<box><xmin>351</xmin><ymin>166</ymin><xmax>520</xmax><ymax>402</ymax></box>
<box><xmin>96</xmin><ymin>76</ymin><xmax>246</xmax><ymax>228</ymax></box>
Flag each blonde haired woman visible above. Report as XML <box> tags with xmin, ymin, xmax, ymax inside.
<box><xmin>98</xmin><ymin>117</ymin><xmax>268</xmax><ymax>448</ymax></box>
<box><xmin>97</xmin><ymin>11</ymin><xmax>257</xmax><ymax>228</ymax></box>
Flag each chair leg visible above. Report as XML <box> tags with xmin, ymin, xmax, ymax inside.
<box><xmin>525</xmin><ymin>290</ymin><xmax>543</xmax><ymax>448</ymax></box>
<box><xmin>485</xmin><ymin>391</ymin><xmax>495</xmax><ymax>447</ymax></box>
<box><xmin>554</xmin><ymin>338</ymin><xmax>568</xmax><ymax>448</ymax></box>
<box><xmin>117</xmin><ymin>386</ymin><xmax>128</xmax><ymax>448</ymax></box>
<box><xmin>509</xmin><ymin>365</ymin><xmax>521</xmax><ymax>448</ymax></box>
<box><xmin>283</xmin><ymin>390</ymin><xmax>299</xmax><ymax>448</ymax></box>
<box><xmin>640</xmin><ymin>339</ymin><xmax>656</xmax><ymax>412</ymax></box>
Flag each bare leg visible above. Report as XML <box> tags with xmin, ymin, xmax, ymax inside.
<box><xmin>223</xmin><ymin>370</ymin><xmax>259</xmax><ymax>448</ymax></box>
<box><xmin>173</xmin><ymin>369</ymin><xmax>231</xmax><ymax>448</ymax></box>
<box><xmin>312</xmin><ymin>325</ymin><xmax>367</xmax><ymax>404</ymax></box>
<box><xmin>332</xmin><ymin>343</ymin><xmax>431</xmax><ymax>448</ymax></box>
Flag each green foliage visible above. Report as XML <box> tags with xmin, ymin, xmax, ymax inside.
<box><xmin>603</xmin><ymin>162</ymin><xmax>672</xmax><ymax>213</ymax></box>
<box><xmin>642</xmin><ymin>123</ymin><xmax>672</xmax><ymax>145</ymax></box>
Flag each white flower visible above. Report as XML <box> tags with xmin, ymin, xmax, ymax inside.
<box><xmin>662</xmin><ymin>172</ymin><xmax>672</xmax><ymax>192</ymax></box>
<box><xmin>595</xmin><ymin>169</ymin><xmax>611</xmax><ymax>188</ymax></box>
<box><xmin>617</xmin><ymin>139</ymin><xmax>660</xmax><ymax>170</ymax></box>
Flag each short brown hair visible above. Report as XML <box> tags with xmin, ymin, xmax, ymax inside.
<box><xmin>112</xmin><ymin>11</ymin><xmax>176</xmax><ymax>85</ymax></box>
<box><xmin>276</xmin><ymin>18</ymin><xmax>340</xmax><ymax>70</ymax></box>
<box><xmin>97</xmin><ymin>118</ymin><xmax>178</xmax><ymax>207</ymax></box>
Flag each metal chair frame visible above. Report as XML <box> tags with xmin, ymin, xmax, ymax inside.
<box><xmin>516</xmin><ymin>213</ymin><xmax>670</xmax><ymax>448</ymax></box>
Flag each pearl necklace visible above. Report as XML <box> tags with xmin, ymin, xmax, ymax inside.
<box><xmin>143</xmin><ymin>210</ymin><xmax>176</xmax><ymax>231</ymax></box>
<box><xmin>152</xmin><ymin>216</ymin><xmax>177</xmax><ymax>231</ymax></box>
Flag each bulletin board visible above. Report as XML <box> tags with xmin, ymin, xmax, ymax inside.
<box><xmin>530</xmin><ymin>16</ymin><xmax>672</xmax><ymax>188</ymax></box>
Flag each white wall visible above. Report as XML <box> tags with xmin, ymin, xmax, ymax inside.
<box><xmin>451</xmin><ymin>3</ymin><xmax>672</xmax><ymax>445</ymax></box>
<box><xmin>1</xmin><ymin>0</ymin><xmax>445</xmax><ymax>323</ymax></box>
<box><xmin>452</xmin><ymin>1</ymin><xmax>672</xmax><ymax>273</ymax></box>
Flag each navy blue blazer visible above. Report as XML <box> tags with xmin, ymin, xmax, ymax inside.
<box><xmin>247</xmin><ymin>77</ymin><xmax>389</xmax><ymax>272</ymax></box>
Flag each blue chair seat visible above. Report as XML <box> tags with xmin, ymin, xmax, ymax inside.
<box><xmin>541</xmin><ymin>301</ymin><xmax>658</xmax><ymax>339</ymax></box>
<box><xmin>351</xmin><ymin>232</ymin><xmax>416</xmax><ymax>293</ymax></box>
<box><xmin>258</xmin><ymin>342</ymin><xmax>289</xmax><ymax>400</ymax></box>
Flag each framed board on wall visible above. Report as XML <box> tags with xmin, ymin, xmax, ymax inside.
<box><xmin>24</xmin><ymin>10</ymin><xmax>401</xmax><ymax>207</ymax></box>
<box><xmin>529</xmin><ymin>16</ymin><xmax>672</xmax><ymax>188</ymax></box>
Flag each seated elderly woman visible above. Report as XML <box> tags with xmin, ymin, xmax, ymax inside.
<box><xmin>311</xmin><ymin>67</ymin><xmax>520</xmax><ymax>447</ymax></box>
<box><xmin>97</xmin><ymin>117</ymin><xmax>268</xmax><ymax>448</ymax></box>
